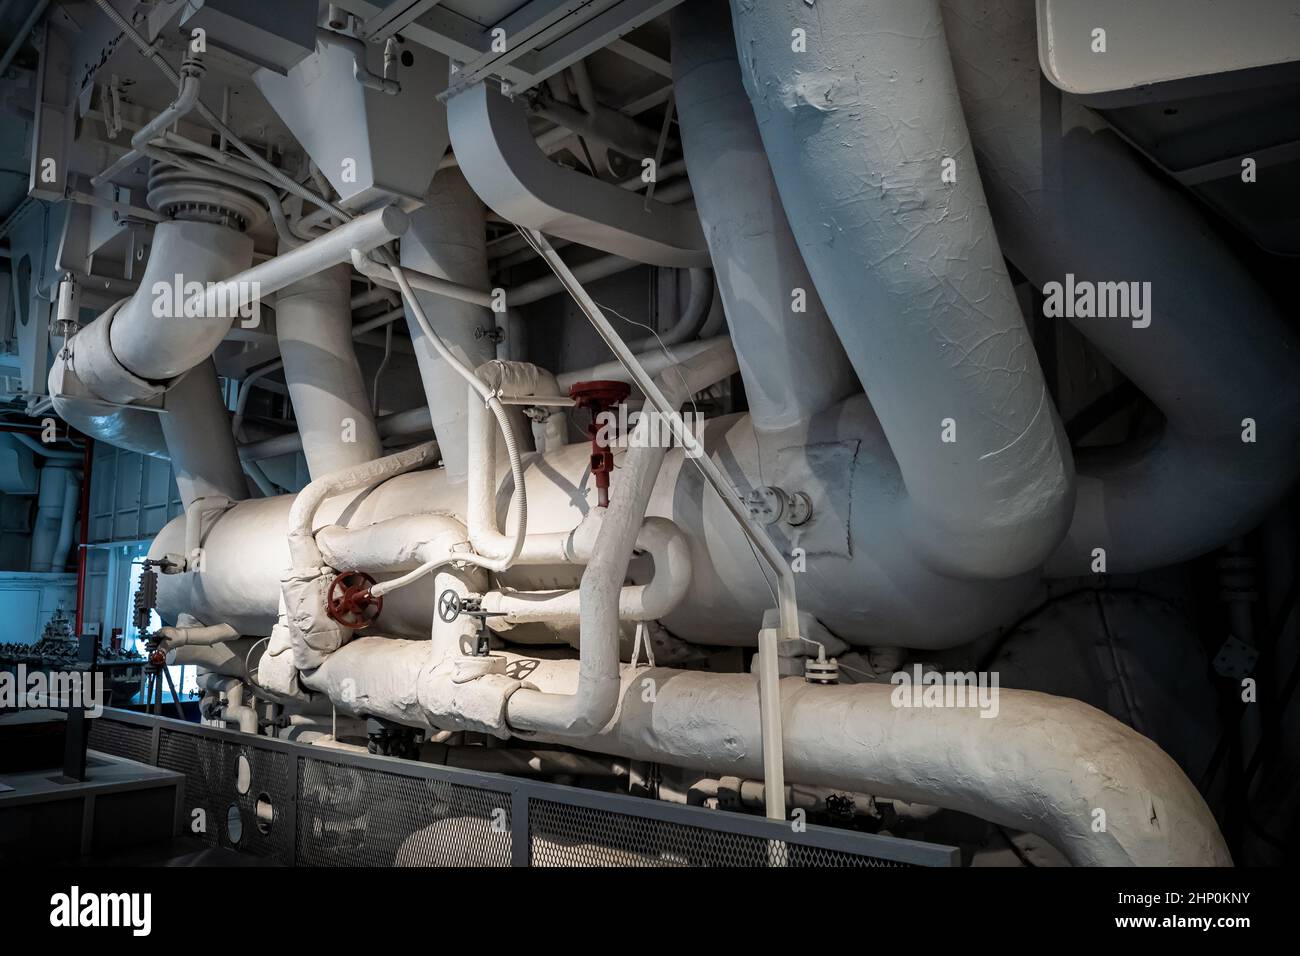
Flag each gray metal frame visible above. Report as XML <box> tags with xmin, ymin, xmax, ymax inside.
<box><xmin>343</xmin><ymin>0</ymin><xmax>684</xmax><ymax>98</ymax></box>
<box><xmin>87</xmin><ymin>707</ymin><xmax>959</xmax><ymax>867</ymax></box>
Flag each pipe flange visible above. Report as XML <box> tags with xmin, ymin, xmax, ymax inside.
<box><xmin>805</xmin><ymin>657</ymin><xmax>839</xmax><ymax>685</ymax></box>
<box><xmin>147</xmin><ymin>166</ymin><xmax>267</xmax><ymax>232</ymax></box>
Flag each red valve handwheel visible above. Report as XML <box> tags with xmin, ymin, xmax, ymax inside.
<box><xmin>569</xmin><ymin>380</ymin><xmax>632</xmax><ymax>508</ymax></box>
<box><xmin>326</xmin><ymin>571</ymin><xmax>383</xmax><ymax>629</ymax></box>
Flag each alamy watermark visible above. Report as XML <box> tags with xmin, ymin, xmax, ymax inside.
<box><xmin>594</xmin><ymin>406</ymin><xmax>706</xmax><ymax>459</ymax></box>
<box><xmin>151</xmin><ymin>274</ymin><xmax>262</xmax><ymax>327</ymax></box>
<box><xmin>0</xmin><ymin>666</ymin><xmax>105</xmax><ymax>717</ymax></box>
<box><xmin>1042</xmin><ymin>273</ymin><xmax>1151</xmax><ymax>329</ymax></box>
<box><xmin>50</xmin><ymin>886</ymin><xmax>151</xmax><ymax>936</ymax></box>
<box><xmin>889</xmin><ymin>664</ymin><xmax>1000</xmax><ymax>718</ymax></box>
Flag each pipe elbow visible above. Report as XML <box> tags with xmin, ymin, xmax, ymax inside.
<box><xmin>624</xmin><ymin>516</ymin><xmax>692</xmax><ymax>620</ymax></box>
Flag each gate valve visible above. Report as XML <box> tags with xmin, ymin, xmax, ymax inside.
<box><xmin>438</xmin><ymin>590</ymin><xmax>509</xmax><ymax>656</ymax></box>
<box><xmin>326</xmin><ymin>571</ymin><xmax>383</xmax><ymax>630</ymax></box>
<box><xmin>569</xmin><ymin>379</ymin><xmax>632</xmax><ymax>507</ymax></box>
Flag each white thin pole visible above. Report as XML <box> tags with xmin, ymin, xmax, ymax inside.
<box><xmin>520</xmin><ymin>226</ymin><xmax>790</xmax><ymax>821</ymax></box>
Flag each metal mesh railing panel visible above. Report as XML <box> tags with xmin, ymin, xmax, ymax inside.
<box><xmin>81</xmin><ymin>713</ymin><xmax>952</xmax><ymax>867</ymax></box>
<box><xmin>87</xmin><ymin>718</ymin><xmax>152</xmax><ymax>765</ymax></box>
<box><xmin>295</xmin><ymin>757</ymin><xmax>512</xmax><ymax>867</ymax></box>
<box><xmin>528</xmin><ymin>799</ymin><xmax>908</xmax><ymax>867</ymax></box>
<box><xmin>156</xmin><ymin>728</ymin><xmax>292</xmax><ymax>861</ymax></box>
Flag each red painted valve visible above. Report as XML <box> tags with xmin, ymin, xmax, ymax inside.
<box><xmin>569</xmin><ymin>379</ymin><xmax>631</xmax><ymax>508</ymax></box>
<box><xmin>326</xmin><ymin>571</ymin><xmax>383</xmax><ymax>629</ymax></box>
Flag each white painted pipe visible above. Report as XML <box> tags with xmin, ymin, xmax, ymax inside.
<box><xmin>91</xmin><ymin>55</ymin><xmax>204</xmax><ymax>187</ymax></box>
<box><xmin>672</xmin><ymin>6</ymin><xmax>859</xmax><ymax>430</ymax></box>
<box><xmin>555</xmin><ymin>336</ymin><xmax>728</xmax><ymax>392</ymax></box>
<box><xmin>105</xmin><ymin>218</ymin><xmax>255</xmax><ymax>382</ymax></box>
<box><xmin>158</xmin><ymin>622</ymin><xmax>239</xmax><ymax>647</ymax></box>
<box><xmin>483</xmin><ymin>515</ymin><xmax>691</xmax><ymax>624</ymax></box>
<box><xmin>316</xmin><ymin>513</ymin><xmax>468</xmax><ymax>575</ymax></box>
<box><xmin>287</xmin><ymin>440</ymin><xmax>439</xmax><ymax>570</ymax></box>
<box><xmin>162</xmin><ymin>360</ymin><xmax>248</xmax><ymax>507</ymax></box>
<box><xmin>515</xmin><ymin>660</ymin><xmax>1231</xmax><ymax>867</ymax></box>
<box><xmin>181</xmin><ymin>495</ymin><xmax>232</xmax><ymax>571</ymax></box>
<box><xmin>293</xmin><ymin>634</ymin><xmax>1228</xmax><ymax>865</ymax></box>
<box><xmin>939</xmin><ymin>0</ymin><xmax>1300</xmax><ymax>575</ymax></box>
<box><xmin>465</xmin><ymin>361</ymin><xmax>557</xmax><ymax>566</ymax></box>
<box><xmin>29</xmin><ymin>464</ymin><xmax>72</xmax><ymax>572</ymax></box>
<box><xmin>275</xmin><ymin>260</ymin><xmax>383</xmax><ymax>479</ymax></box>
<box><xmin>151</xmin><ymin>397</ymin><xmax>1044</xmax><ymax>650</ymax></box>
<box><xmin>624</xmin><ymin>267</ymin><xmax>713</xmax><ymax>353</ymax></box>
<box><xmin>729</xmin><ymin>0</ymin><xmax>1073</xmax><ymax>580</ymax></box>
<box><xmin>168</xmin><ymin>638</ymin><xmax>259</xmax><ymax>680</ymax></box>
<box><xmin>208</xmin><ymin>675</ymin><xmax>258</xmax><ymax>734</ymax></box>
<box><xmin>11</xmin><ymin>432</ymin><xmax>80</xmax><ymax>461</ymax></box>
<box><xmin>399</xmin><ymin>170</ymin><xmax>498</xmax><ymax>481</ymax></box>
<box><xmin>192</xmin><ymin>205</ymin><xmax>408</xmax><ymax>324</ymax></box>
<box><xmin>504</xmin><ymin>405</ymin><xmax>673</xmax><ymax>737</ymax></box>
<box><xmin>237</xmin><ymin>396</ymin><xmax>436</xmax><ymax>465</ymax></box>
<box><xmin>51</xmin><ymin>469</ymin><xmax>81</xmax><ymax>572</ymax></box>
<box><xmin>316</xmin><ymin>27</ymin><xmax>400</xmax><ymax>95</ymax></box>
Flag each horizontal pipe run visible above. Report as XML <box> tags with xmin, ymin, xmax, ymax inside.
<box><xmin>238</xmin><ymin>407</ymin><xmax>435</xmax><ymax>463</ymax></box>
<box><xmin>196</xmin><ymin>206</ymin><xmax>409</xmax><ymax>319</ymax></box>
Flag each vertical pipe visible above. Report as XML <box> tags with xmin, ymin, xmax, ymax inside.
<box><xmin>728</xmin><ymin>0</ymin><xmax>1072</xmax><ymax>580</ymax></box>
<box><xmin>672</xmin><ymin>4</ymin><xmax>858</xmax><ymax>429</ymax></box>
<box><xmin>74</xmin><ymin>435</ymin><xmax>93</xmax><ymax>636</ymax></box>
<box><xmin>939</xmin><ymin>0</ymin><xmax>1300</xmax><ymax>574</ymax></box>
<box><xmin>275</xmin><ymin>259</ymin><xmax>383</xmax><ymax>479</ymax></box>
<box><xmin>401</xmin><ymin>169</ymin><xmax>497</xmax><ymax>480</ymax></box>
<box><xmin>161</xmin><ymin>360</ymin><xmax>249</xmax><ymax>507</ymax></box>
<box><xmin>29</xmin><ymin>464</ymin><xmax>69</xmax><ymax>572</ymax></box>
<box><xmin>52</xmin><ymin>469</ymin><xmax>81</xmax><ymax>570</ymax></box>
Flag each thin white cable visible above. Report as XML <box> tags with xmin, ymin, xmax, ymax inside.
<box><xmin>376</xmin><ymin>245</ymin><xmax>528</xmax><ymax>571</ymax></box>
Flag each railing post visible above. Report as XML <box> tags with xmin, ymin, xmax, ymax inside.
<box><xmin>510</xmin><ymin>787</ymin><xmax>530</xmax><ymax>867</ymax></box>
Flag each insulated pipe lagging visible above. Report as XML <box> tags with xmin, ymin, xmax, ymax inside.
<box><xmin>938</xmin><ymin>0</ymin><xmax>1300</xmax><ymax>575</ymax></box>
<box><xmin>505</xmin><ymin>412</ymin><xmax>672</xmax><ymax>737</ymax></box>
<box><xmin>517</xmin><ymin>663</ymin><xmax>1231</xmax><ymax>867</ymax></box>
<box><xmin>483</xmin><ymin>516</ymin><xmax>692</xmax><ymax>624</ymax></box>
<box><xmin>287</xmin><ymin>440</ymin><xmax>439</xmax><ymax>570</ymax></box>
<box><xmin>672</xmin><ymin>5</ymin><xmax>859</xmax><ymax>429</ymax></box>
<box><xmin>729</xmin><ymin>0</ymin><xmax>1073</xmax><ymax>578</ymax></box>
<box><xmin>465</xmin><ymin>360</ymin><xmax>557</xmax><ymax>568</ymax></box>
<box><xmin>107</xmin><ymin>219</ymin><xmax>255</xmax><ymax>382</ymax></box>
<box><xmin>293</xmin><ymin>632</ymin><xmax>1229</xmax><ymax>864</ymax></box>
<box><xmin>158</xmin><ymin>622</ymin><xmax>239</xmax><ymax>648</ymax></box>
<box><xmin>275</xmin><ymin>259</ymin><xmax>383</xmax><ymax>479</ymax></box>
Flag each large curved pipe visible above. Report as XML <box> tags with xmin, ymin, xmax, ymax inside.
<box><xmin>447</xmin><ymin>81</ymin><xmax>710</xmax><ymax>268</ymax></box>
<box><xmin>672</xmin><ymin>6</ymin><xmax>859</xmax><ymax>430</ymax></box>
<box><xmin>151</xmin><ymin>396</ymin><xmax>1044</xmax><ymax>649</ymax></box>
<box><xmin>297</xmin><ymin>639</ymin><xmax>1228</xmax><ymax>866</ymax></box>
<box><xmin>275</xmin><ymin>260</ymin><xmax>383</xmax><ymax>479</ymax></box>
<box><xmin>106</xmin><ymin>219</ymin><xmax>254</xmax><ymax>383</ymax></box>
<box><xmin>729</xmin><ymin>0</ymin><xmax>1073</xmax><ymax>580</ymax></box>
<box><xmin>938</xmin><ymin>0</ymin><xmax>1300</xmax><ymax>575</ymax></box>
<box><xmin>519</xmin><ymin>662</ymin><xmax>1231</xmax><ymax>867</ymax></box>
